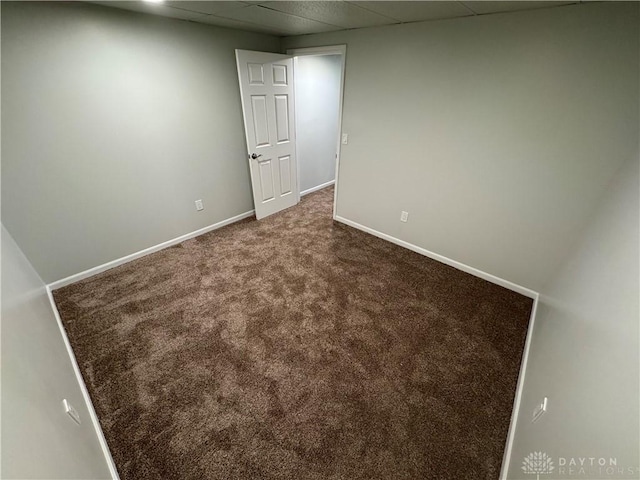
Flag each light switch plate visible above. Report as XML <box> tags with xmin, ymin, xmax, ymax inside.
<box><xmin>341</xmin><ymin>133</ymin><xmax>348</xmax><ymax>145</ymax></box>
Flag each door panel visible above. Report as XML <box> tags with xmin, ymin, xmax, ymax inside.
<box><xmin>272</xmin><ymin>64</ymin><xmax>288</xmax><ymax>85</ymax></box>
<box><xmin>275</xmin><ymin>95</ymin><xmax>290</xmax><ymax>143</ymax></box>
<box><xmin>251</xmin><ymin>96</ymin><xmax>270</xmax><ymax>147</ymax></box>
<box><xmin>258</xmin><ymin>159</ymin><xmax>275</xmax><ymax>202</ymax></box>
<box><xmin>236</xmin><ymin>50</ymin><xmax>298</xmax><ymax>220</ymax></box>
<box><xmin>279</xmin><ymin>155</ymin><xmax>292</xmax><ymax>195</ymax></box>
<box><xmin>248</xmin><ymin>63</ymin><xmax>264</xmax><ymax>85</ymax></box>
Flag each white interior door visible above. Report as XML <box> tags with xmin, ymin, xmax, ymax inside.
<box><xmin>235</xmin><ymin>50</ymin><xmax>298</xmax><ymax>220</ymax></box>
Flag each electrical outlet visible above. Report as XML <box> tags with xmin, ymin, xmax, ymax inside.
<box><xmin>195</xmin><ymin>199</ymin><xmax>204</xmax><ymax>211</ymax></box>
<box><xmin>532</xmin><ymin>397</ymin><xmax>548</xmax><ymax>423</ymax></box>
<box><xmin>341</xmin><ymin>133</ymin><xmax>349</xmax><ymax>145</ymax></box>
<box><xmin>400</xmin><ymin>211</ymin><xmax>409</xmax><ymax>222</ymax></box>
<box><xmin>63</xmin><ymin>399</ymin><xmax>81</xmax><ymax>425</ymax></box>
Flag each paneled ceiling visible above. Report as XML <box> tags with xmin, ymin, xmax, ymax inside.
<box><xmin>91</xmin><ymin>1</ymin><xmax>583</xmax><ymax>36</ymax></box>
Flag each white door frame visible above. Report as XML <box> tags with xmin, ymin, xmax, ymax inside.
<box><xmin>286</xmin><ymin>45</ymin><xmax>347</xmax><ymax>220</ymax></box>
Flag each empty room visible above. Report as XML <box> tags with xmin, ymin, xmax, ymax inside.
<box><xmin>1</xmin><ymin>1</ymin><xmax>638</xmax><ymax>479</ymax></box>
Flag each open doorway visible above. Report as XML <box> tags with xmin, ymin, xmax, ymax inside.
<box><xmin>289</xmin><ymin>46</ymin><xmax>346</xmax><ymax>219</ymax></box>
<box><xmin>235</xmin><ymin>46</ymin><xmax>345</xmax><ymax>220</ymax></box>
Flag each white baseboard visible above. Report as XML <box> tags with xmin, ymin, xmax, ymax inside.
<box><xmin>300</xmin><ymin>180</ymin><xmax>335</xmax><ymax>197</ymax></box>
<box><xmin>48</xmin><ymin>210</ymin><xmax>255</xmax><ymax>290</ymax></box>
<box><xmin>500</xmin><ymin>296</ymin><xmax>539</xmax><ymax>480</ymax></box>
<box><xmin>46</xmin><ymin>286</ymin><xmax>121</xmax><ymax>480</ymax></box>
<box><xmin>334</xmin><ymin>215</ymin><xmax>538</xmax><ymax>299</ymax></box>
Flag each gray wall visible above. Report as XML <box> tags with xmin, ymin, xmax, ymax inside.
<box><xmin>283</xmin><ymin>2</ymin><xmax>639</xmax><ymax>291</ymax></box>
<box><xmin>508</xmin><ymin>154</ymin><xmax>639</xmax><ymax>478</ymax></box>
<box><xmin>295</xmin><ymin>54</ymin><xmax>341</xmax><ymax>192</ymax></box>
<box><xmin>1</xmin><ymin>1</ymin><xmax>280</xmax><ymax>283</ymax></box>
<box><xmin>1</xmin><ymin>225</ymin><xmax>112</xmax><ymax>479</ymax></box>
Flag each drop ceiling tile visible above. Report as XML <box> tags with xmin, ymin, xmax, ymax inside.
<box><xmin>91</xmin><ymin>1</ymin><xmax>209</xmax><ymax>20</ymax></box>
<box><xmin>351</xmin><ymin>1</ymin><xmax>473</xmax><ymax>23</ymax></box>
<box><xmin>216</xmin><ymin>5</ymin><xmax>342</xmax><ymax>34</ymax></box>
<box><xmin>462</xmin><ymin>1</ymin><xmax>576</xmax><ymax>15</ymax></box>
<box><xmin>197</xmin><ymin>14</ymin><xmax>292</xmax><ymax>35</ymax></box>
<box><xmin>165</xmin><ymin>1</ymin><xmax>250</xmax><ymax>15</ymax></box>
<box><xmin>260</xmin><ymin>1</ymin><xmax>393</xmax><ymax>29</ymax></box>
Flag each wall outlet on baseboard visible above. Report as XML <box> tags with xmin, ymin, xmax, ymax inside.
<box><xmin>400</xmin><ymin>211</ymin><xmax>409</xmax><ymax>223</ymax></box>
<box><xmin>195</xmin><ymin>199</ymin><xmax>204</xmax><ymax>211</ymax></box>
<box><xmin>532</xmin><ymin>397</ymin><xmax>548</xmax><ymax>423</ymax></box>
<box><xmin>63</xmin><ymin>399</ymin><xmax>81</xmax><ymax>425</ymax></box>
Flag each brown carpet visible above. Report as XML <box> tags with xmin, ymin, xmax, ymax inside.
<box><xmin>54</xmin><ymin>186</ymin><xmax>532</xmax><ymax>480</ymax></box>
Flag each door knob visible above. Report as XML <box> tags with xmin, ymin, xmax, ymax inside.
<box><xmin>250</xmin><ymin>153</ymin><xmax>263</xmax><ymax>160</ymax></box>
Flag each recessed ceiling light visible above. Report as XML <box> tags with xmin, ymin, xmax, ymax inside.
<box><xmin>143</xmin><ymin>0</ymin><xmax>164</xmax><ymax>3</ymax></box>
